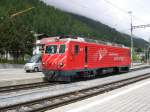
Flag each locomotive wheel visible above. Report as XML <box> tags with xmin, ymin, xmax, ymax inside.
<box><xmin>113</xmin><ymin>67</ymin><xmax>119</xmax><ymax>73</ymax></box>
<box><xmin>121</xmin><ymin>67</ymin><xmax>129</xmax><ymax>72</ymax></box>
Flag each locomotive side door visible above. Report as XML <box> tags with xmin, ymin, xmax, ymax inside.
<box><xmin>70</xmin><ymin>43</ymin><xmax>84</xmax><ymax>69</ymax></box>
<box><xmin>84</xmin><ymin>46</ymin><xmax>88</xmax><ymax>67</ymax></box>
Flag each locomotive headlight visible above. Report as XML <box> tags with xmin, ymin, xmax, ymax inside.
<box><xmin>58</xmin><ymin>62</ymin><xmax>64</xmax><ymax>67</ymax></box>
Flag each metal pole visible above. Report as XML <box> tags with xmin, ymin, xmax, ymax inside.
<box><xmin>128</xmin><ymin>11</ymin><xmax>133</xmax><ymax>67</ymax></box>
<box><xmin>149</xmin><ymin>38</ymin><xmax>150</xmax><ymax>64</ymax></box>
<box><xmin>147</xmin><ymin>47</ymin><xmax>148</xmax><ymax>64</ymax></box>
<box><xmin>144</xmin><ymin>48</ymin><xmax>146</xmax><ymax>63</ymax></box>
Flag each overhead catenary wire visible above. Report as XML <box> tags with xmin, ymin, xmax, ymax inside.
<box><xmin>52</xmin><ymin>0</ymin><xmax>149</xmax><ymax>35</ymax></box>
<box><xmin>68</xmin><ymin>0</ymin><xmax>129</xmax><ymax>31</ymax></box>
<box><xmin>68</xmin><ymin>0</ymin><xmax>112</xmax><ymax>20</ymax></box>
<box><xmin>68</xmin><ymin>0</ymin><xmax>147</xmax><ymax>31</ymax></box>
<box><xmin>103</xmin><ymin>0</ymin><xmax>147</xmax><ymax>24</ymax></box>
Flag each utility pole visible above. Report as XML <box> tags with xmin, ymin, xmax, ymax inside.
<box><xmin>128</xmin><ymin>11</ymin><xmax>150</xmax><ymax>65</ymax></box>
<box><xmin>148</xmin><ymin>37</ymin><xmax>150</xmax><ymax>64</ymax></box>
<box><xmin>132</xmin><ymin>25</ymin><xmax>150</xmax><ymax>64</ymax></box>
<box><xmin>128</xmin><ymin>11</ymin><xmax>133</xmax><ymax>67</ymax></box>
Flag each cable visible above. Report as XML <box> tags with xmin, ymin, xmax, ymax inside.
<box><xmin>69</xmin><ymin>0</ymin><xmax>147</xmax><ymax>25</ymax></box>
<box><xmin>103</xmin><ymin>0</ymin><xmax>128</xmax><ymax>14</ymax></box>
<box><xmin>68</xmin><ymin>0</ymin><xmax>112</xmax><ymax>18</ymax></box>
<box><xmin>103</xmin><ymin>0</ymin><xmax>146</xmax><ymax>24</ymax></box>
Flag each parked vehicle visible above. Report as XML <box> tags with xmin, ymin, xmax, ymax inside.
<box><xmin>24</xmin><ymin>54</ymin><xmax>42</xmax><ymax>72</ymax></box>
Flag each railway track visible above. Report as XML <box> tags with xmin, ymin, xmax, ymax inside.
<box><xmin>130</xmin><ymin>65</ymin><xmax>150</xmax><ymax>72</ymax></box>
<box><xmin>0</xmin><ymin>65</ymin><xmax>149</xmax><ymax>94</ymax></box>
<box><xmin>0</xmin><ymin>82</ymin><xmax>52</xmax><ymax>93</ymax></box>
<box><xmin>1</xmin><ymin>72</ymin><xmax>150</xmax><ymax>112</ymax></box>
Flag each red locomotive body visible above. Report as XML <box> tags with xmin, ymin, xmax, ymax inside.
<box><xmin>42</xmin><ymin>37</ymin><xmax>131</xmax><ymax>81</ymax></box>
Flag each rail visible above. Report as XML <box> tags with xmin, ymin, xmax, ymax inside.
<box><xmin>1</xmin><ymin>72</ymin><xmax>150</xmax><ymax>112</ymax></box>
<box><xmin>0</xmin><ymin>65</ymin><xmax>149</xmax><ymax>94</ymax></box>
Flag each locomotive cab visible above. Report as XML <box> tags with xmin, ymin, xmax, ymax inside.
<box><xmin>42</xmin><ymin>41</ymin><xmax>71</xmax><ymax>81</ymax></box>
<box><xmin>42</xmin><ymin>42</ymin><xmax>67</xmax><ymax>69</ymax></box>
<box><xmin>42</xmin><ymin>40</ymin><xmax>91</xmax><ymax>82</ymax></box>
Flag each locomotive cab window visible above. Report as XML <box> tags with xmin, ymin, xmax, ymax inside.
<box><xmin>45</xmin><ymin>45</ymin><xmax>57</xmax><ymax>54</ymax></box>
<box><xmin>74</xmin><ymin>45</ymin><xmax>79</xmax><ymax>54</ymax></box>
<box><xmin>59</xmin><ymin>44</ymin><xmax>66</xmax><ymax>53</ymax></box>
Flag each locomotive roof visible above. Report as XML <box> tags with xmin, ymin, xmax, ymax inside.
<box><xmin>38</xmin><ymin>35</ymin><xmax>129</xmax><ymax>48</ymax></box>
<box><xmin>59</xmin><ymin>37</ymin><xmax>129</xmax><ymax>48</ymax></box>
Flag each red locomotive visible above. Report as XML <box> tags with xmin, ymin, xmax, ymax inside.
<box><xmin>42</xmin><ymin>36</ymin><xmax>131</xmax><ymax>82</ymax></box>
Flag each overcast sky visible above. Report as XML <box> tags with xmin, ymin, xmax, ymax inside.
<box><xmin>42</xmin><ymin>0</ymin><xmax>150</xmax><ymax>41</ymax></box>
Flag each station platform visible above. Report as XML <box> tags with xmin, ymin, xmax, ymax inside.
<box><xmin>0</xmin><ymin>69</ymin><xmax>44</xmax><ymax>87</ymax></box>
<box><xmin>0</xmin><ymin>63</ymin><xmax>149</xmax><ymax>88</ymax></box>
<box><xmin>47</xmin><ymin>77</ymin><xmax>150</xmax><ymax>112</ymax></box>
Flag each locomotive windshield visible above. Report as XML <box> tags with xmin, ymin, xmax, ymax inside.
<box><xmin>59</xmin><ymin>44</ymin><xmax>66</xmax><ymax>53</ymax></box>
<box><xmin>45</xmin><ymin>45</ymin><xmax>57</xmax><ymax>54</ymax></box>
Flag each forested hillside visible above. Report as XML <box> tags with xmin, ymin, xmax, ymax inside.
<box><xmin>0</xmin><ymin>0</ymin><xmax>148</xmax><ymax>60</ymax></box>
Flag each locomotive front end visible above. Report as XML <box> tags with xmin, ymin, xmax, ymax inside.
<box><xmin>42</xmin><ymin>41</ymin><xmax>69</xmax><ymax>81</ymax></box>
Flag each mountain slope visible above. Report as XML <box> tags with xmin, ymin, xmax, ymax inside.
<box><xmin>0</xmin><ymin>0</ymin><xmax>148</xmax><ymax>58</ymax></box>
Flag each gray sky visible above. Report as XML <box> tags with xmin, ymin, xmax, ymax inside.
<box><xmin>42</xmin><ymin>0</ymin><xmax>150</xmax><ymax>41</ymax></box>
